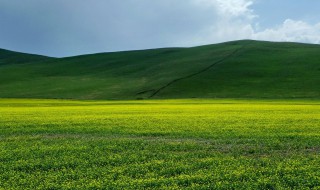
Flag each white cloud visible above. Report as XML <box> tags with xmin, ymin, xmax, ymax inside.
<box><xmin>214</xmin><ymin>0</ymin><xmax>255</xmax><ymax>18</ymax></box>
<box><xmin>194</xmin><ymin>0</ymin><xmax>254</xmax><ymax>16</ymax></box>
<box><xmin>210</xmin><ymin>0</ymin><xmax>256</xmax><ymax>39</ymax></box>
<box><xmin>253</xmin><ymin>19</ymin><xmax>320</xmax><ymax>44</ymax></box>
<box><xmin>175</xmin><ymin>0</ymin><xmax>256</xmax><ymax>46</ymax></box>
<box><xmin>184</xmin><ymin>0</ymin><xmax>320</xmax><ymax>46</ymax></box>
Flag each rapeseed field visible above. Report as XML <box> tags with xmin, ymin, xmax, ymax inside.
<box><xmin>0</xmin><ymin>99</ymin><xmax>319</xmax><ymax>189</ymax></box>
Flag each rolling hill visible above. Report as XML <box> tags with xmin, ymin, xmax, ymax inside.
<box><xmin>0</xmin><ymin>40</ymin><xmax>319</xmax><ymax>99</ymax></box>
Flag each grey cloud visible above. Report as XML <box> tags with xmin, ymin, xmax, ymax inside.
<box><xmin>1</xmin><ymin>0</ymin><xmax>319</xmax><ymax>57</ymax></box>
<box><xmin>0</xmin><ymin>0</ymin><xmax>220</xmax><ymax>57</ymax></box>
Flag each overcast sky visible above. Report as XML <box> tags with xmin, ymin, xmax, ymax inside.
<box><xmin>1</xmin><ymin>0</ymin><xmax>320</xmax><ymax>57</ymax></box>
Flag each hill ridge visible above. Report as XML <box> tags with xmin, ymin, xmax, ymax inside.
<box><xmin>0</xmin><ymin>48</ymin><xmax>54</xmax><ymax>66</ymax></box>
<box><xmin>0</xmin><ymin>40</ymin><xmax>319</xmax><ymax>100</ymax></box>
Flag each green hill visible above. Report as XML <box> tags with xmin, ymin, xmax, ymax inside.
<box><xmin>0</xmin><ymin>48</ymin><xmax>52</xmax><ymax>65</ymax></box>
<box><xmin>0</xmin><ymin>40</ymin><xmax>319</xmax><ymax>99</ymax></box>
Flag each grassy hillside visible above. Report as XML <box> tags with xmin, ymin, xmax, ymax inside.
<box><xmin>0</xmin><ymin>40</ymin><xmax>319</xmax><ymax>99</ymax></box>
<box><xmin>0</xmin><ymin>48</ymin><xmax>52</xmax><ymax>65</ymax></box>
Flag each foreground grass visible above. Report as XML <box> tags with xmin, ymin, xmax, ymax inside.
<box><xmin>0</xmin><ymin>99</ymin><xmax>319</xmax><ymax>189</ymax></box>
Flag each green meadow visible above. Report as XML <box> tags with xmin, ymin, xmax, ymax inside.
<box><xmin>1</xmin><ymin>40</ymin><xmax>320</xmax><ymax>189</ymax></box>
<box><xmin>1</xmin><ymin>99</ymin><xmax>319</xmax><ymax>189</ymax></box>
<box><xmin>1</xmin><ymin>40</ymin><xmax>320</xmax><ymax>100</ymax></box>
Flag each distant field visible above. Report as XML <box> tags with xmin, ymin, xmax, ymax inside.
<box><xmin>0</xmin><ymin>99</ymin><xmax>319</xmax><ymax>189</ymax></box>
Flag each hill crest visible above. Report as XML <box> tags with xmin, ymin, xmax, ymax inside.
<box><xmin>0</xmin><ymin>40</ymin><xmax>319</xmax><ymax>99</ymax></box>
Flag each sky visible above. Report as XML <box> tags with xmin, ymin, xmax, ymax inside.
<box><xmin>1</xmin><ymin>0</ymin><xmax>320</xmax><ymax>57</ymax></box>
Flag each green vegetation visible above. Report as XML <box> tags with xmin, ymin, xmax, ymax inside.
<box><xmin>0</xmin><ymin>40</ymin><xmax>319</xmax><ymax>100</ymax></box>
<box><xmin>0</xmin><ymin>48</ymin><xmax>52</xmax><ymax>66</ymax></box>
<box><xmin>1</xmin><ymin>99</ymin><xmax>319</xmax><ymax>189</ymax></box>
<box><xmin>1</xmin><ymin>40</ymin><xmax>319</xmax><ymax>189</ymax></box>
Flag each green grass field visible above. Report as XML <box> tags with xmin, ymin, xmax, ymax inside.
<box><xmin>1</xmin><ymin>40</ymin><xmax>320</xmax><ymax>100</ymax></box>
<box><xmin>1</xmin><ymin>99</ymin><xmax>319</xmax><ymax>189</ymax></box>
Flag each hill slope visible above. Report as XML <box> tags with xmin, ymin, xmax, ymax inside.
<box><xmin>0</xmin><ymin>48</ymin><xmax>52</xmax><ymax>65</ymax></box>
<box><xmin>0</xmin><ymin>40</ymin><xmax>319</xmax><ymax>99</ymax></box>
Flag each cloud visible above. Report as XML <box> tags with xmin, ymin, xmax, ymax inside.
<box><xmin>174</xmin><ymin>0</ymin><xmax>256</xmax><ymax>46</ymax></box>
<box><xmin>180</xmin><ymin>0</ymin><xmax>320</xmax><ymax>47</ymax></box>
<box><xmin>253</xmin><ymin>19</ymin><xmax>320</xmax><ymax>44</ymax></box>
<box><xmin>0</xmin><ymin>0</ymin><xmax>319</xmax><ymax>56</ymax></box>
<box><xmin>214</xmin><ymin>0</ymin><xmax>255</xmax><ymax>18</ymax></box>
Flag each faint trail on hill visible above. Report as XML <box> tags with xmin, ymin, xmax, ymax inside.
<box><xmin>148</xmin><ymin>44</ymin><xmax>247</xmax><ymax>98</ymax></box>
